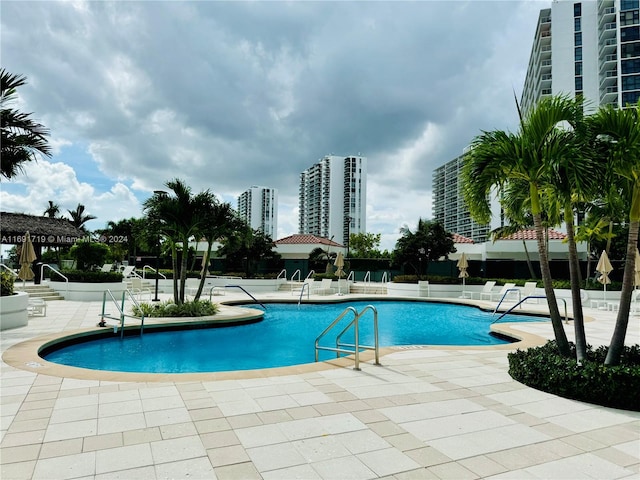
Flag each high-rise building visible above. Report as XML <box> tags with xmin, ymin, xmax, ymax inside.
<box><xmin>237</xmin><ymin>186</ymin><xmax>278</xmax><ymax>239</ymax></box>
<box><xmin>521</xmin><ymin>0</ymin><xmax>640</xmax><ymax>115</ymax></box>
<box><xmin>432</xmin><ymin>153</ymin><xmax>495</xmax><ymax>243</ymax></box>
<box><xmin>298</xmin><ymin>155</ymin><xmax>367</xmax><ymax>246</ymax></box>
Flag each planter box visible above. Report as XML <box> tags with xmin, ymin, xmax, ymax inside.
<box><xmin>49</xmin><ymin>281</ymin><xmax>126</xmax><ymax>301</ymax></box>
<box><xmin>0</xmin><ymin>291</ymin><xmax>29</xmax><ymax>330</ymax></box>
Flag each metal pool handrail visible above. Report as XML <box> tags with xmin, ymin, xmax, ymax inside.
<box><xmin>315</xmin><ymin>305</ymin><xmax>381</xmax><ymax>370</ymax></box>
<box><xmin>41</xmin><ymin>264</ymin><xmax>69</xmax><ymax>297</ymax></box>
<box><xmin>493</xmin><ymin>295</ymin><xmax>569</xmax><ymax>324</ymax></box>
<box><xmin>100</xmin><ymin>289</ymin><xmax>146</xmax><ymax>339</ymax></box>
<box><xmin>225</xmin><ymin>285</ymin><xmax>266</xmax><ymax>309</ymax></box>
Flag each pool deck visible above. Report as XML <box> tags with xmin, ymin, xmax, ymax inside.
<box><xmin>1</xmin><ymin>290</ymin><xmax>639</xmax><ymax>479</ymax></box>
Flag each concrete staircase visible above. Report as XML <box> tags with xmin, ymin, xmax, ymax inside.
<box><xmin>15</xmin><ymin>284</ymin><xmax>65</xmax><ymax>301</ymax></box>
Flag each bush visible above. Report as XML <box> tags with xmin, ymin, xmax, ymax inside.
<box><xmin>0</xmin><ymin>271</ymin><xmax>15</xmax><ymax>296</ymax></box>
<box><xmin>61</xmin><ymin>271</ymin><xmax>124</xmax><ymax>283</ymax></box>
<box><xmin>508</xmin><ymin>341</ymin><xmax>640</xmax><ymax>411</ymax></box>
<box><xmin>69</xmin><ymin>241</ymin><xmax>110</xmax><ymax>271</ymax></box>
<box><xmin>132</xmin><ymin>299</ymin><xmax>219</xmax><ymax>317</ymax></box>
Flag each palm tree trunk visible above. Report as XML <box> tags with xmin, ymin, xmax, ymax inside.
<box><xmin>605</xmin><ymin>218</ymin><xmax>639</xmax><ymax>365</ymax></box>
<box><xmin>194</xmin><ymin>239</ymin><xmax>213</xmax><ymax>301</ymax></box>
<box><xmin>586</xmin><ymin>242</ymin><xmax>592</xmax><ymax>281</ymax></box>
<box><xmin>171</xmin><ymin>243</ymin><xmax>179</xmax><ymax>303</ymax></box>
<box><xmin>179</xmin><ymin>239</ymin><xmax>189</xmax><ymax>304</ymax></box>
<box><xmin>522</xmin><ymin>239</ymin><xmax>537</xmax><ymax>279</ymax></box>
<box><xmin>532</xmin><ymin>195</ymin><xmax>571</xmax><ymax>356</ymax></box>
<box><xmin>565</xmin><ymin>205</ymin><xmax>587</xmax><ymax>362</ymax></box>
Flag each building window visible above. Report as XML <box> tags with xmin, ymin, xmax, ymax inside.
<box><xmin>575</xmin><ymin>76</ymin><xmax>583</xmax><ymax>91</ymax></box>
<box><xmin>622</xmin><ymin>41</ymin><xmax>640</xmax><ymax>58</ymax></box>
<box><xmin>621</xmin><ymin>10</ymin><xmax>640</xmax><ymax>26</ymax></box>
<box><xmin>575</xmin><ymin>62</ymin><xmax>583</xmax><ymax>75</ymax></box>
<box><xmin>622</xmin><ymin>90</ymin><xmax>640</xmax><ymax>104</ymax></box>
<box><xmin>574</xmin><ymin>32</ymin><xmax>582</xmax><ymax>46</ymax></box>
<box><xmin>622</xmin><ymin>26</ymin><xmax>640</xmax><ymax>42</ymax></box>
<box><xmin>574</xmin><ymin>17</ymin><xmax>581</xmax><ymax>31</ymax></box>
<box><xmin>622</xmin><ymin>74</ymin><xmax>640</xmax><ymax>89</ymax></box>
<box><xmin>622</xmin><ymin>58</ymin><xmax>640</xmax><ymax>73</ymax></box>
<box><xmin>575</xmin><ymin>47</ymin><xmax>582</xmax><ymax>61</ymax></box>
<box><xmin>574</xmin><ymin>3</ymin><xmax>581</xmax><ymax>17</ymax></box>
<box><xmin>621</xmin><ymin>1</ymin><xmax>640</xmax><ymax>12</ymax></box>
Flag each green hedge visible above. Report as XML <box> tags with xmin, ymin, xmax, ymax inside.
<box><xmin>508</xmin><ymin>341</ymin><xmax>640</xmax><ymax>411</ymax></box>
<box><xmin>132</xmin><ymin>300</ymin><xmax>219</xmax><ymax>317</ymax></box>
<box><xmin>60</xmin><ymin>271</ymin><xmax>124</xmax><ymax>283</ymax></box>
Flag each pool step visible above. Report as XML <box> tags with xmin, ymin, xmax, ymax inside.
<box><xmin>14</xmin><ymin>284</ymin><xmax>65</xmax><ymax>301</ymax></box>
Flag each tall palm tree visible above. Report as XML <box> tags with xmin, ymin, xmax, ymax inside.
<box><xmin>463</xmin><ymin>95</ymin><xmax>577</xmax><ymax>357</ymax></box>
<box><xmin>67</xmin><ymin>203</ymin><xmax>97</xmax><ymax>231</ymax></box>
<box><xmin>191</xmin><ymin>200</ymin><xmax>237</xmax><ymax>301</ymax></box>
<box><xmin>143</xmin><ymin>179</ymin><xmax>213</xmax><ymax>304</ymax></box>
<box><xmin>1</xmin><ymin>69</ymin><xmax>51</xmax><ymax>180</ymax></box>
<box><xmin>589</xmin><ymin>100</ymin><xmax>640</xmax><ymax>366</ymax></box>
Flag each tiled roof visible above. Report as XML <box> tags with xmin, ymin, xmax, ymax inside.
<box><xmin>452</xmin><ymin>233</ymin><xmax>474</xmax><ymax>244</ymax></box>
<box><xmin>275</xmin><ymin>234</ymin><xmax>343</xmax><ymax>246</ymax></box>
<box><xmin>501</xmin><ymin>229</ymin><xmax>566</xmax><ymax>240</ymax></box>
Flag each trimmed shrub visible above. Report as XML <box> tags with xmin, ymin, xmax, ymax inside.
<box><xmin>62</xmin><ymin>271</ymin><xmax>124</xmax><ymax>283</ymax></box>
<box><xmin>508</xmin><ymin>341</ymin><xmax>640</xmax><ymax>411</ymax></box>
<box><xmin>132</xmin><ymin>299</ymin><xmax>219</xmax><ymax>317</ymax></box>
<box><xmin>0</xmin><ymin>271</ymin><xmax>15</xmax><ymax>296</ymax></box>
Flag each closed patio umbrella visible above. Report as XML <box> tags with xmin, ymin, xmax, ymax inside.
<box><xmin>596</xmin><ymin>250</ymin><xmax>613</xmax><ymax>301</ymax></box>
<box><xmin>457</xmin><ymin>253</ymin><xmax>469</xmax><ymax>290</ymax></box>
<box><xmin>18</xmin><ymin>231</ymin><xmax>37</xmax><ymax>286</ymax></box>
<box><xmin>334</xmin><ymin>252</ymin><xmax>345</xmax><ymax>295</ymax></box>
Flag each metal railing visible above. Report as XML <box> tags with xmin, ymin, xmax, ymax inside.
<box><xmin>225</xmin><ymin>285</ymin><xmax>266</xmax><ymax>309</ymax></box>
<box><xmin>142</xmin><ymin>265</ymin><xmax>166</xmax><ymax>279</ymax></box>
<box><xmin>277</xmin><ymin>269</ymin><xmax>287</xmax><ymax>280</ymax></box>
<box><xmin>315</xmin><ymin>305</ymin><xmax>381</xmax><ymax>370</ymax></box>
<box><xmin>41</xmin><ymin>264</ymin><xmax>69</xmax><ymax>297</ymax></box>
<box><xmin>492</xmin><ymin>289</ymin><xmax>522</xmax><ymax>313</ymax></box>
<box><xmin>290</xmin><ymin>269</ymin><xmax>301</xmax><ymax>282</ymax></box>
<box><xmin>99</xmin><ymin>289</ymin><xmax>146</xmax><ymax>339</ymax></box>
<box><xmin>0</xmin><ymin>264</ymin><xmax>18</xmax><ymax>277</ymax></box>
<box><xmin>298</xmin><ymin>282</ymin><xmax>311</xmax><ymax>307</ymax></box>
<box><xmin>493</xmin><ymin>295</ymin><xmax>568</xmax><ymax>324</ymax></box>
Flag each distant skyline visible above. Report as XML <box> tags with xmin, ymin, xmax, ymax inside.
<box><xmin>1</xmin><ymin>1</ymin><xmax>545</xmax><ymax>251</ymax></box>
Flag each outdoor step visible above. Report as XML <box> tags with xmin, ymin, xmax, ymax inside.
<box><xmin>14</xmin><ymin>284</ymin><xmax>65</xmax><ymax>300</ymax></box>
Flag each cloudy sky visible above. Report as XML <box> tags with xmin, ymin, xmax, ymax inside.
<box><xmin>1</xmin><ymin>0</ymin><xmax>546</xmax><ymax>251</ymax></box>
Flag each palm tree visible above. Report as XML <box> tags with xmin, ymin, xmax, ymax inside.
<box><xmin>143</xmin><ymin>179</ymin><xmax>213</xmax><ymax>304</ymax></box>
<box><xmin>463</xmin><ymin>95</ymin><xmax>577</xmax><ymax>357</ymax></box>
<box><xmin>43</xmin><ymin>200</ymin><xmax>60</xmax><ymax>218</ymax></box>
<box><xmin>1</xmin><ymin>69</ymin><xmax>52</xmax><ymax>180</ymax></box>
<box><xmin>589</xmin><ymin>100</ymin><xmax>640</xmax><ymax>366</ymax></box>
<box><xmin>67</xmin><ymin>203</ymin><xmax>97</xmax><ymax>231</ymax></box>
<box><xmin>191</xmin><ymin>200</ymin><xmax>236</xmax><ymax>301</ymax></box>
<box><xmin>575</xmin><ymin>214</ymin><xmax>614</xmax><ymax>281</ymax></box>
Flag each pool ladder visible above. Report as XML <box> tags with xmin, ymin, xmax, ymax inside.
<box><xmin>100</xmin><ymin>289</ymin><xmax>146</xmax><ymax>339</ymax></box>
<box><xmin>314</xmin><ymin>305</ymin><xmax>381</xmax><ymax>370</ymax></box>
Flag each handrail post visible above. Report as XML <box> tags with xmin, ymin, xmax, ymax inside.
<box><xmin>353</xmin><ymin>315</ymin><xmax>360</xmax><ymax>370</ymax></box>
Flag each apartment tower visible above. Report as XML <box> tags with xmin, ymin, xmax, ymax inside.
<box><xmin>433</xmin><ymin>153</ymin><xmax>496</xmax><ymax>243</ymax></box>
<box><xmin>521</xmin><ymin>0</ymin><xmax>640</xmax><ymax>114</ymax></box>
<box><xmin>237</xmin><ymin>186</ymin><xmax>278</xmax><ymax>239</ymax></box>
<box><xmin>298</xmin><ymin>155</ymin><xmax>367</xmax><ymax>247</ymax></box>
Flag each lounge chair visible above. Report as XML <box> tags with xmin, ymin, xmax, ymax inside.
<box><xmin>120</xmin><ymin>265</ymin><xmax>140</xmax><ymax>279</ymax></box>
<box><xmin>490</xmin><ymin>283</ymin><xmax>518</xmax><ymax>302</ymax></box>
<box><xmin>129</xmin><ymin>277</ymin><xmax>152</xmax><ymax>301</ymax></box>
<box><xmin>316</xmin><ymin>278</ymin><xmax>335</xmax><ymax>295</ymax></box>
<box><xmin>477</xmin><ymin>281</ymin><xmax>497</xmax><ymax>300</ymax></box>
<box><xmin>99</xmin><ymin>263</ymin><xmax>114</xmax><ymax>272</ymax></box>
<box><xmin>27</xmin><ymin>298</ymin><xmax>46</xmax><ymax>316</ymax></box>
<box><xmin>521</xmin><ymin>281</ymin><xmax>540</xmax><ymax>303</ymax></box>
<box><xmin>418</xmin><ymin>280</ymin><xmax>430</xmax><ymax>297</ymax></box>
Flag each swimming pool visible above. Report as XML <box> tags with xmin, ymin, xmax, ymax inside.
<box><xmin>41</xmin><ymin>301</ymin><xmax>547</xmax><ymax>373</ymax></box>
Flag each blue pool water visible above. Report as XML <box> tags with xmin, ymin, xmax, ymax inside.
<box><xmin>42</xmin><ymin>301</ymin><xmax>546</xmax><ymax>373</ymax></box>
